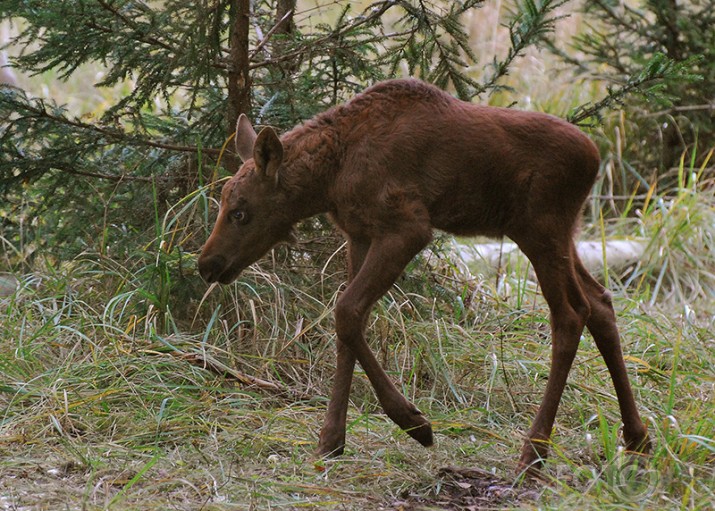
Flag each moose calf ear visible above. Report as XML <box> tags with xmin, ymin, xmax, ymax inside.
<box><xmin>235</xmin><ymin>114</ymin><xmax>258</xmax><ymax>162</ymax></box>
<box><xmin>253</xmin><ymin>127</ymin><xmax>284</xmax><ymax>185</ymax></box>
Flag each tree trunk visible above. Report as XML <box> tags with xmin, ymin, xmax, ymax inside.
<box><xmin>226</xmin><ymin>0</ymin><xmax>251</xmax><ymax>170</ymax></box>
<box><xmin>275</xmin><ymin>0</ymin><xmax>297</xmax><ymax>73</ymax></box>
<box><xmin>275</xmin><ymin>0</ymin><xmax>296</xmax><ymax>38</ymax></box>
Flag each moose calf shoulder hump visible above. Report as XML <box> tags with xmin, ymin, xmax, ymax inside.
<box><xmin>198</xmin><ymin>78</ymin><xmax>650</xmax><ymax>475</ymax></box>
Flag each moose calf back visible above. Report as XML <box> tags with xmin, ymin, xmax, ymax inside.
<box><xmin>317</xmin><ymin>80</ymin><xmax>601</xmax><ymax>241</ymax></box>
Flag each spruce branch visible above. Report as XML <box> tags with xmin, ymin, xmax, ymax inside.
<box><xmin>567</xmin><ymin>53</ymin><xmax>703</xmax><ymax>125</ymax></box>
<box><xmin>2</xmin><ymin>91</ymin><xmax>219</xmax><ymax>156</ymax></box>
<box><xmin>481</xmin><ymin>0</ymin><xmax>567</xmax><ymax>94</ymax></box>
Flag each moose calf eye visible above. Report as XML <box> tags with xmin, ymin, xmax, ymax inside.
<box><xmin>232</xmin><ymin>210</ymin><xmax>248</xmax><ymax>224</ymax></box>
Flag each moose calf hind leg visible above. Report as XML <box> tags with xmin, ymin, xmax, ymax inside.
<box><xmin>517</xmin><ymin>308</ymin><xmax>586</xmax><ymax>474</ymax></box>
<box><xmin>576</xmin><ymin>262</ymin><xmax>650</xmax><ymax>454</ymax></box>
<box><xmin>516</xmin><ymin>244</ymin><xmax>591</xmax><ymax>474</ymax></box>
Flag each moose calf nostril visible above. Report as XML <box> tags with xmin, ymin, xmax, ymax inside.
<box><xmin>198</xmin><ymin>255</ymin><xmax>227</xmax><ymax>283</ymax></box>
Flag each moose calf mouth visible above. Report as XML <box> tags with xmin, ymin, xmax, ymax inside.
<box><xmin>198</xmin><ymin>254</ymin><xmax>235</xmax><ymax>284</ymax></box>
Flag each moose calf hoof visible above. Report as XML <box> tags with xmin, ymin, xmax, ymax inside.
<box><xmin>317</xmin><ymin>444</ymin><xmax>345</xmax><ymax>458</ymax></box>
<box><xmin>516</xmin><ymin>459</ymin><xmax>545</xmax><ymax>480</ymax></box>
<box><xmin>317</xmin><ymin>432</ymin><xmax>346</xmax><ymax>458</ymax></box>
<box><xmin>625</xmin><ymin>430</ymin><xmax>652</xmax><ymax>455</ymax></box>
<box><xmin>516</xmin><ymin>440</ymin><xmax>548</xmax><ymax>479</ymax></box>
<box><xmin>386</xmin><ymin>400</ymin><xmax>434</xmax><ymax>447</ymax></box>
<box><xmin>405</xmin><ymin>419</ymin><xmax>434</xmax><ymax>448</ymax></box>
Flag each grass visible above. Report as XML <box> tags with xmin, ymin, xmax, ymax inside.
<box><xmin>2</xmin><ymin>158</ymin><xmax>714</xmax><ymax>509</ymax></box>
<box><xmin>2</xmin><ymin>2</ymin><xmax>715</xmax><ymax>509</ymax></box>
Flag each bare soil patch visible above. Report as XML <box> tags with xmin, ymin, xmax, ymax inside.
<box><xmin>389</xmin><ymin>467</ymin><xmax>539</xmax><ymax>510</ymax></box>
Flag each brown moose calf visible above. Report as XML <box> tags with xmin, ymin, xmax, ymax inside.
<box><xmin>198</xmin><ymin>79</ymin><xmax>650</xmax><ymax>474</ymax></box>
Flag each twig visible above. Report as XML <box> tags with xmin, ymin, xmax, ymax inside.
<box><xmin>645</xmin><ymin>103</ymin><xmax>715</xmax><ymax>117</ymax></box>
<box><xmin>249</xmin><ymin>9</ymin><xmax>295</xmax><ymax>60</ymax></box>
<box><xmin>248</xmin><ymin>0</ymin><xmax>395</xmax><ymax>70</ymax></box>
<box><xmin>173</xmin><ymin>351</ymin><xmax>288</xmax><ymax>394</ymax></box>
<box><xmin>9</xmin><ymin>95</ymin><xmax>220</xmax><ymax>156</ymax></box>
<box><xmin>55</xmin><ymin>165</ymin><xmax>153</xmax><ymax>183</ymax></box>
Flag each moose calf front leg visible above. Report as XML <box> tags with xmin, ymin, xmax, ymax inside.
<box><xmin>318</xmin><ymin>239</ymin><xmax>367</xmax><ymax>457</ymax></box>
<box><xmin>333</xmin><ymin>232</ymin><xmax>433</xmax><ymax>448</ymax></box>
<box><xmin>335</xmin><ymin>297</ymin><xmax>433</xmax><ymax>447</ymax></box>
<box><xmin>318</xmin><ymin>339</ymin><xmax>356</xmax><ymax>457</ymax></box>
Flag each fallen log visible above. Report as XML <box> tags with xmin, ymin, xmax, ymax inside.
<box><xmin>456</xmin><ymin>239</ymin><xmax>646</xmax><ymax>272</ymax></box>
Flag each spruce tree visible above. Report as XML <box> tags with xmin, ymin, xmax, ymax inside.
<box><xmin>0</xmin><ymin>0</ymin><xmax>598</xmax><ymax>259</ymax></box>
<box><xmin>555</xmin><ymin>0</ymin><xmax>713</xmax><ymax>178</ymax></box>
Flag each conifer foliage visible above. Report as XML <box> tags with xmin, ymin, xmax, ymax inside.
<box><xmin>0</xmin><ymin>0</ymin><xmax>566</xmax><ymax>258</ymax></box>
<box><xmin>559</xmin><ymin>0</ymin><xmax>713</xmax><ymax>172</ymax></box>
<box><xmin>0</xmin><ymin>0</ymin><xmax>700</xmax><ymax>258</ymax></box>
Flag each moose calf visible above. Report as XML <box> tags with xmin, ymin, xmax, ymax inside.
<box><xmin>198</xmin><ymin>79</ymin><xmax>650</xmax><ymax>474</ymax></box>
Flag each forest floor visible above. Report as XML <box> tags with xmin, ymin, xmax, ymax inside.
<box><xmin>2</xmin><ymin>213</ymin><xmax>714</xmax><ymax>510</ymax></box>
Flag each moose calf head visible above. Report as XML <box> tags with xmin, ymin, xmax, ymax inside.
<box><xmin>198</xmin><ymin>115</ymin><xmax>293</xmax><ymax>284</ymax></box>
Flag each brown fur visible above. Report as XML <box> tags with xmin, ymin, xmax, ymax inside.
<box><xmin>198</xmin><ymin>79</ymin><xmax>650</xmax><ymax>475</ymax></box>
